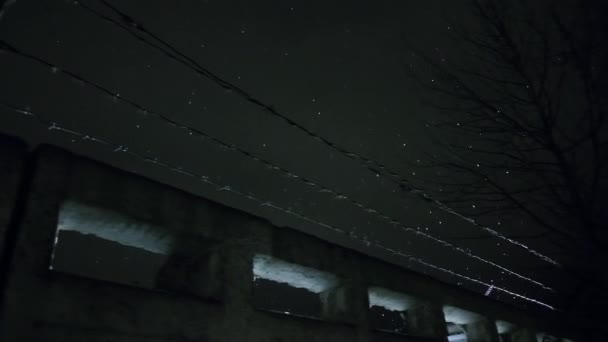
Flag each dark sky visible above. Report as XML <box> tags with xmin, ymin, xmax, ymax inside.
<box><xmin>0</xmin><ymin>0</ymin><xmax>572</xmax><ymax>311</ymax></box>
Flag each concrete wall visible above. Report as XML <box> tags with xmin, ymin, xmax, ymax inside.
<box><xmin>0</xmin><ymin>134</ymin><xmax>27</xmax><ymax>265</ymax></box>
<box><xmin>0</xmin><ymin>136</ymin><xmax>579</xmax><ymax>341</ymax></box>
<box><xmin>0</xmin><ymin>134</ymin><xmax>28</xmax><ymax>323</ymax></box>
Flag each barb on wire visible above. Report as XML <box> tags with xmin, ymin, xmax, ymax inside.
<box><xmin>0</xmin><ymin>100</ymin><xmax>555</xmax><ymax>310</ymax></box>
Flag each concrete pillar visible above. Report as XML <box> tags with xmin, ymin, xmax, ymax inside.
<box><xmin>353</xmin><ymin>283</ymin><xmax>371</xmax><ymax>342</ymax></box>
<box><xmin>154</xmin><ymin>236</ymin><xmax>223</xmax><ymax>300</ymax></box>
<box><xmin>464</xmin><ymin>319</ymin><xmax>500</xmax><ymax>342</ymax></box>
<box><xmin>330</xmin><ymin>249</ymin><xmax>370</xmax><ymax>342</ymax></box>
<box><xmin>219</xmin><ymin>219</ymin><xmax>272</xmax><ymax>342</ymax></box>
<box><xmin>321</xmin><ymin>283</ymin><xmax>352</xmax><ymax>322</ymax></box>
<box><xmin>0</xmin><ymin>146</ymin><xmax>73</xmax><ymax>341</ymax></box>
<box><xmin>509</xmin><ymin>328</ymin><xmax>537</xmax><ymax>342</ymax></box>
<box><xmin>408</xmin><ymin>301</ymin><xmax>448</xmax><ymax>339</ymax></box>
<box><xmin>0</xmin><ymin>136</ymin><xmax>27</xmax><ymax>269</ymax></box>
<box><xmin>0</xmin><ymin>136</ymin><xmax>28</xmax><ymax>336</ymax></box>
<box><xmin>320</xmin><ymin>278</ymin><xmax>367</xmax><ymax>327</ymax></box>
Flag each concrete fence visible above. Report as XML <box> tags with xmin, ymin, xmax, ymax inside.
<box><xmin>0</xmin><ymin>134</ymin><xmax>576</xmax><ymax>341</ymax></box>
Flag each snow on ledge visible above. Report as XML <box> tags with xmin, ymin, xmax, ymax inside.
<box><xmin>252</xmin><ymin>254</ymin><xmax>339</xmax><ymax>294</ymax></box>
<box><xmin>57</xmin><ymin>200</ymin><xmax>173</xmax><ymax>255</ymax></box>
<box><xmin>496</xmin><ymin>320</ymin><xmax>516</xmax><ymax>334</ymax></box>
<box><xmin>447</xmin><ymin>333</ymin><xmax>467</xmax><ymax>342</ymax></box>
<box><xmin>368</xmin><ymin>286</ymin><xmax>416</xmax><ymax>311</ymax></box>
<box><xmin>443</xmin><ymin>305</ymin><xmax>483</xmax><ymax>325</ymax></box>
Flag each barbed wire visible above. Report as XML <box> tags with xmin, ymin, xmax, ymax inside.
<box><xmin>0</xmin><ymin>39</ymin><xmax>555</xmax><ymax>292</ymax></box>
<box><xmin>73</xmin><ymin>0</ymin><xmax>561</xmax><ymax>268</ymax></box>
<box><xmin>0</xmin><ymin>101</ymin><xmax>555</xmax><ymax>310</ymax></box>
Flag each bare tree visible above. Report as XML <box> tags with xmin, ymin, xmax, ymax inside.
<box><xmin>405</xmin><ymin>0</ymin><xmax>607</xmax><ymax>329</ymax></box>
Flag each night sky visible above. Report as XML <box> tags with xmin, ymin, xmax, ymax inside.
<box><xmin>0</xmin><ymin>0</ymin><xmax>575</xmax><ymax>311</ymax></box>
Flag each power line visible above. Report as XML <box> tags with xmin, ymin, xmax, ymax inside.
<box><xmin>75</xmin><ymin>0</ymin><xmax>560</xmax><ymax>268</ymax></box>
<box><xmin>0</xmin><ymin>39</ymin><xmax>555</xmax><ymax>292</ymax></box>
<box><xmin>0</xmin><ymin>101</ymin><xmax>556</xmax><ymax>311</ymax></box>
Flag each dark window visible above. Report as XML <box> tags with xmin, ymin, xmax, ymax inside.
<box><xmin>369</xmin><ymin>305</ymin><xmax>408</xmax><ymax>334</ymax></box>
<box><xmin>50</xmin><ymin>201</ymin><xmax>221</xmax><ymax>299</ymax></box>
<box><xmin>368</xmin><ymin>287</ymin><xmax>413</xmax><ymax>335</ymax></box>
<box><xmin>253</xmin><ymin>278</ymin><xmax>322</xmax><ymax>317</ymax></box>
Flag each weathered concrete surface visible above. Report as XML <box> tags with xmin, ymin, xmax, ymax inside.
<box><xmin>0</xmin><ymin>137</ymin><xmax>582</xmax><ymax>341</ymax></box>
<box><xmin>407</xmin><ymin>302</ymin><xmax>448</xmax><ymax>338</ymax></box>
<box><xmin>0</xmin><ymin>145</ymin><xmax>359</xmax><ymax>341</ymax></box>
<box><xmin>465</xmin><ymin>319</ymin><xmax>500</xmax><ymax>342</ymax></box>
<box><xmin>0</xmin><ymin>134</ymin><xmax>26</xmax><ymax>266</ymax></box>
<box><xmin>508</xmin><ymin>328</ymin><xmax>537</xmax><ymax>342</ymax></box>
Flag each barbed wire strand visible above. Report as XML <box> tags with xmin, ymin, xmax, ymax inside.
<box><xmin>0</xmin><ymin>101</ymin><xmax>555</xmax><ymax>310</ymax></box>
<box><xmin>0</xmin><ymin>39</ymin><xmax>555</xmax><ymax>292</ymax></box>
<box><xmin>75</xmin><ymin>0</ymin><xmax>560</xmax><ymax>267</ymax></box>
